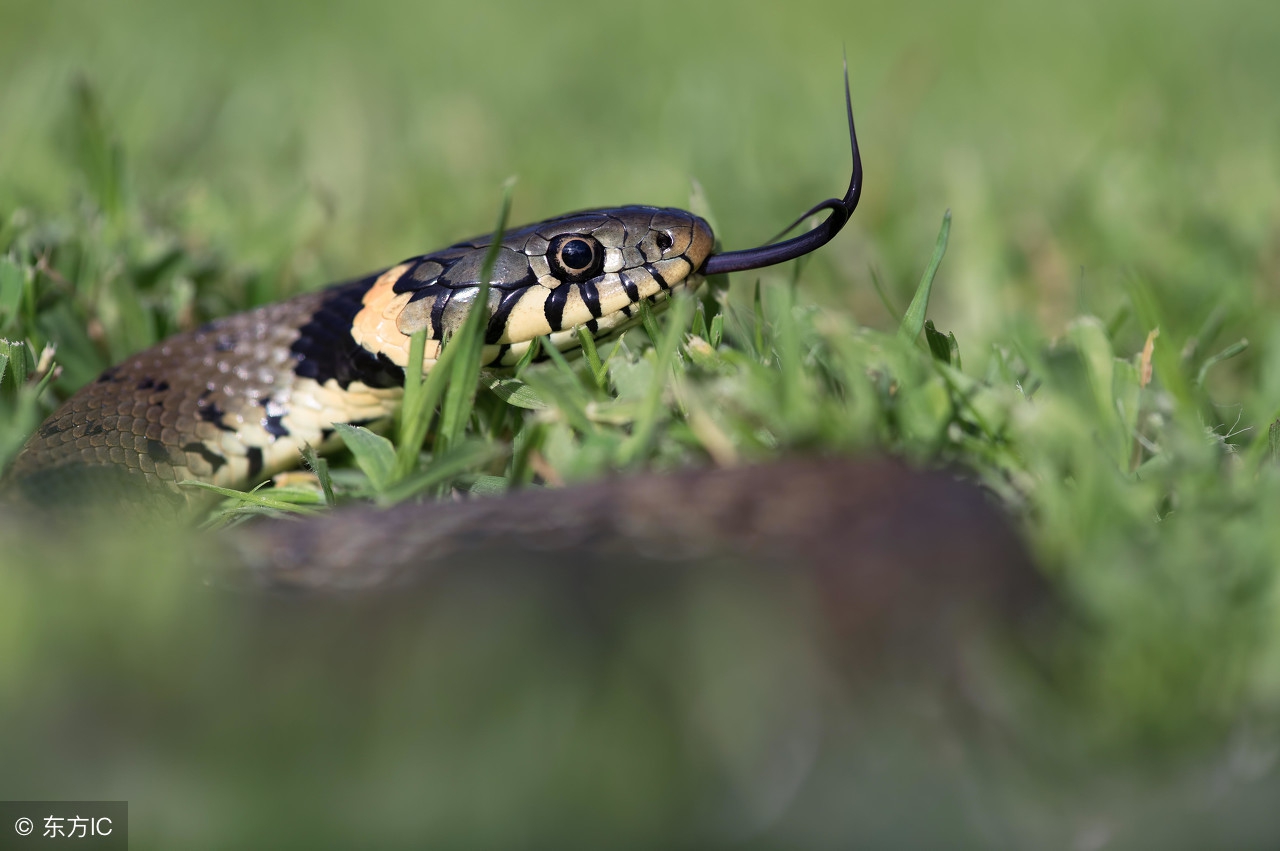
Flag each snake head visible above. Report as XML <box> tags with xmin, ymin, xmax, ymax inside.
<box><xmin>352</xmin><ymin>207</ymin><xmax>713</xmax><ymax>369</ymax></box>
<box><xmin>352</xmin><ymin>63</ymin><xmax>858</xmax><ymax>372</ymax></box>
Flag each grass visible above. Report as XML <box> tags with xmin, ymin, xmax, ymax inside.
<box><xmin>4</xmin><ymin>0</ymin><xmax>1280</xmax><ymax>845</ymax></box>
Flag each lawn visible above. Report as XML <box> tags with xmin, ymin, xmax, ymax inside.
<box><xmin>3</xmin><ymin>0</ymin><xmax>1280</xmax><ymax>846</ymax></box>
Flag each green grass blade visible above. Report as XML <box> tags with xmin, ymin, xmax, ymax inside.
<box><xmin>300</xmin><ymin>443</ymin><xmax>336</xmax><ymax>507</ymax></box>
<box><xmin>0</xmin><ymin>257</ymin><xmax>25</xmax><ymax>335</ymax></box>
<box><xmin>436</xmin><ymin>178</ymin><xmax>515</xmax><ymax>453</ymax></box>
<box><xmin>1195</xmin><ymin>338</ymin><xmax>1248</xmax><ymax>387</ymax></box>
<box><xmin>394</xmin><ymin>326</ymin><xmax>432</xmax><ymax>478</ymax></box>
<box><xmin>899</xmin><ymin>210</ymin><xmax>951</xmax><ymax>342</ymax></box>
<box><xmin>869</xmin><ymin>265</ymin><xmax>901</xmax><ymax>322</ymax></box>
<box><xmin>179</xmin><ymin>480</ymin><xmax>324</xmax><ymax>514</ymax></box>
<box><xmin>513</xmin><ymin>336</ymin><xmax>541</xmax><ymax>376</ymax></box>
<box><xmin>379</xmin><ymin>438</ymin><xmax>503</xmax><ymax>504</ymax></box>
<box><xmin>488</xmin><ymin>377</ymin><xmax>549</xmax><ymax>409</ymax></box>
<box><xmin>924</xmin><ymin>320</ymin><xmax>952</xmax><ymax>364</ymax></box>
<box><xmin>709</xmin><ymin>312</ymin><xmax>724</xmax><ymax>349</ymax></box>
<box><xmin>752</xmin><ymin>280</ymin><xmax>766</xmax><ymax>357</ymax></box>
<box><xmin>619</xmin><ymin>292</ymin><xmax>694</xmax><ymax>466</ymax></box>
<box><xmin>334</xmin><ymin>423</ymin><xmax>397</xmax><ymax>493</ymax></box>
<box><xmin>576</xmin><ymin>326</ymin><xmax>607</xmax><ymax>390</ymax></box>
<box><xmin>638</xmin><ymin>298</ymin><xmax>663</xmax><ymax>346</ymax></box>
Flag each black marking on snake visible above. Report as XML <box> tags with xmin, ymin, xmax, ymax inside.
<box><xmin>581</xmin><ymin>279</ymin><xmax>602</xmax><ymax>318</ymax></box>
<box><xmin>544</xmin><ymin>285</ymin><xmax>570</xmax><ymax>330</ymax></box>
<box><xmin>262</xmin><ymin>419</ymin><xmax>289</xmax><ymax>438</ymax></box>
<box><xmin>181</xmin><ymin>441</ymin><xmax>227</xmax><ymax>473</ymax></box>
<box><xmin>429</xmin><ymin>288</ymin><xmax>451</xmax><ymax>338</ymax></box>
<box><xmin>406</xmin><ymin>283</ymin><xmax>444</xmax><ymax>306</ymax></box>
<box><xmin>620</xmin><ymin>304</ymin><xmax>633</xmax><ymax>318</ymax></box>
<box><xmin>146</xmin><ymin>438</ymin><xmax>172</xmax><ymax>463</ymax></box>
<box><xmin>391</xmin><ymin>261</ymin><xmax>429</xmax><ymax>294</ymax></box>
<box><xmin>485</xmin><ymin>289</ymin><xmax>527</xmax><ymax>344</ymax></box>
<box><xmin>38</xmin><ymin>419</ymin><xmax>69</xmax><ymax>438</ymax></box>
<box><xmin>83</xmin><ymin>422</ymin><xmax>104</xmax><ymax>437</ymax></box>
<box><xmin>320</xmin><ymin>427</ymin><xmax>335</xmax><ymax>443</ymax></box>
<box><xmin>292</xmin><ymin>277</ymin><xmax>405</xmax><ymax>389</ymax></box>
<box><xmin>617</xmin><ymin>216</ymin><xmax>630</xmax><ymax>252</ymax></box>
<box><xmin>96</xmin><ymin>366</ymin><xmax>123</xmax><ymax>384</ymax></box>
<box><xmin>197</xmin><ymin>398</ymin><xmax>236</xmax><ymax>432</ymax></box>
<box><xmin>644</xmin><ymin>263</ymin><xmax>670</xmax><ymax>290</ymax></box>
<box><xmin>261</xmin><ymin>408</ymin><xmax>290</xmax><ymax>438</ymax></box>
<box><xmin>586</xmin><ymin>318</ymin><xmax>599</xmax><ymax>334</ymax></box>
<box><xmin>214</xmin><ymin>335</ymin><xmax>235</xmax><ymax>353</ymax></box>
<box><xmin>136</xmin><ymin>378</ymin><xmax>169</xmax><ymax>393</ymax></box>
<box><xmin>246</xmin><ymin>446</ymin><xmax>264</xmax><ymax>480</ymax></box>
<box><xmin>494</xmin><ymin>343</ymin><xmax>511</xmax><ymax>364</ymax></box>
<box><xmin>620</xmin><ymin>270</ymin><xmax>641</xmax><ymax>302</ymax></box>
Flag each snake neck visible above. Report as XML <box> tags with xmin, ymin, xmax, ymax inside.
<box><xmin>3</xmin><ymin>276</ymin><xmax>408</xmax><ymax>507</ymax></box>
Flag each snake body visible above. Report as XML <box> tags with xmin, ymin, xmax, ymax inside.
<box><xmin>4</xmin><ymin>207</ymin><xmax>713</xmax><ymax>503</ymax></box>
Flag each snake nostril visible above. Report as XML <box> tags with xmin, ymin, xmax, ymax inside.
<box><xmin>655</xmin><ymin>232</ymin><xmax>673</xmax><ymax>252</ymax></box>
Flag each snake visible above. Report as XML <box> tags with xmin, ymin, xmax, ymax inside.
<box><xmin>1</xmin><ymin>72</ymin><xmax>863</xmax><ymax>509</ymax></box>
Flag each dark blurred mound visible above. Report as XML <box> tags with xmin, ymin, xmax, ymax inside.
<box><xmin>229</xmin><ymin>456</ymin><xmax>1050</xmax><ymax>670</ymax></box>
<box><xmin>9</xmin><ymin>459</ymin><xmax>1280</xmax><ymax>847</ymax></box>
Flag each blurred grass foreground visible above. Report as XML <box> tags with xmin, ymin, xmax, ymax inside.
<box><xmin>4</xmin><ymin>0</ymin><xmax>1280</xmax><ymax>847</ymax></box>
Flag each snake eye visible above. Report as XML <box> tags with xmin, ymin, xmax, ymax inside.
<box><xmin>655</xmin><ymin>232</ymin><xmax>673</xmax><ymax>252</ymax></box>
<box><xmin>547</xmin><ymin>235</ymin><xmax>604</xmax><ymax>282</ymax></box>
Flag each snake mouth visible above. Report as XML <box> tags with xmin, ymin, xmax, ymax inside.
<box><xmin>700</xmin><ymin>61</ymin><xmax>862</xmax><ymax>277</ymax></box>
<box><xmin>487</xmin><ymin>265</ymin><xmax>708</xmax><ymax>368</ymax></box>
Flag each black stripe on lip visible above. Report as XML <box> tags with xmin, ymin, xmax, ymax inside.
<box><xmin>485</xmin><ymin>288</ymin><xmax>527</xmax><ymax>344</ymax></box>
<box><xmin>544</xmin><ymin>284</ymin><xmax>571</xmax><ymax>331</ymax></box>
<box><xmin>644</xmin><ymin>263</ymin><xmax>670</xmax><ymax>290</ymax></box>
<box><xmin>580</xmin><ymin>279</ymin><xmax>602</xmax><ymax>318</ymax></box>
<box><xmin>586</xmin><ymin>318</ymin><xmax>599</xmax><ymax>334</ymax></box>
<box><xmin>620</xmin><ymin>271</ymin><xmax>640</xmax><ymax>302</ymax></box>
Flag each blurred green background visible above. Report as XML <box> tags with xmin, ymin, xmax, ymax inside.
<box><xmin>3</xmin><ymin>0</ymin><xmax>1276</xmax><ymax>347</ymax></box>
<box><xmin>4</xmin><ymin>0</ymin><xmax>1280</xmax><ymax>847</ymax></box>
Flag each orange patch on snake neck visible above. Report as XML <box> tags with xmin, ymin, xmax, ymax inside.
<box><xmin>350</xmin><ymin>263</ymin><xmax>442</xmax><ymax>369</ymax></box>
